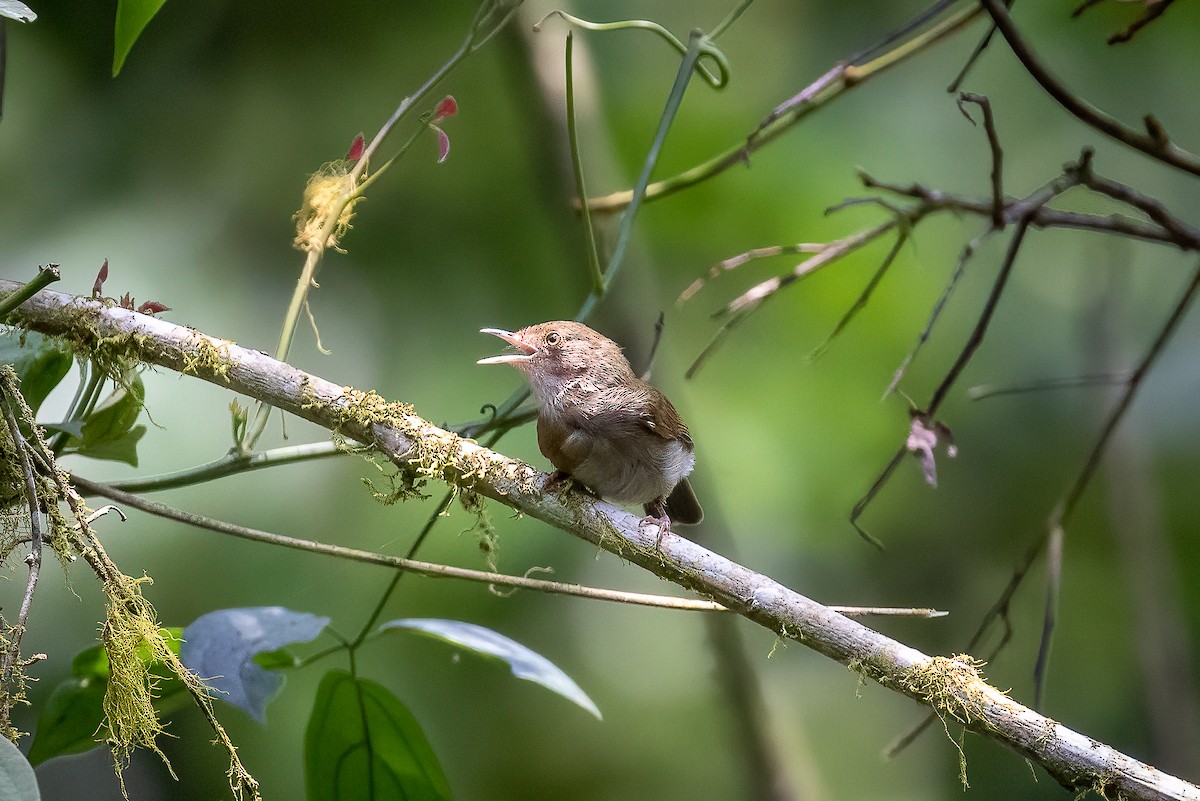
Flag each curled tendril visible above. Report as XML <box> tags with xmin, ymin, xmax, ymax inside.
<box><xmin>478</xmin><ymin>403</ymin><xmax>498</xmax><ymax>420</ymax></box>
<box><xmin>534</xmin><ymin>11</ymin><xmax>731</xmax><ymax>89</ymax></box>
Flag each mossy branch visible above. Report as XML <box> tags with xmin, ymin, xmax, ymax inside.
<box><xmin>2</xmin><ymin>279</ymin><xmax>1198</xmax><ymax>801</ymax></box>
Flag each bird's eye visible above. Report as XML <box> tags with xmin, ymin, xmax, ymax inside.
<box><xmin>546</xmin><ymin>332</ymin><xmax>560</xmax><ymax>345</ymax></box>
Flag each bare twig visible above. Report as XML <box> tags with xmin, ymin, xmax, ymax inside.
<box><xmin>808</xmin><ymin>226</ymin><xmax>910</xmax><ymax>362</ymax></box>
<box><xmin>586</xmin><ymin>2</ymin><xmax>983</xmax><ymax>213</ymax></box>
<box><xmin>1105</xmin><ymin>0</ymin><xmax>1177</xmax><ymax>44</ymax></box>
<box><xmin>862</xmin><ymin>174</ymin><xmax>1188</xmax><ymax>246</ymax></box>
<box><xmin>957</xmin><ymin>93</ymin><xmax>1004</xmax><ymax>229</ymax></box>
<box><xmin>979</xmin><ymin>0</ymin><xmax>1200</xmax><ymax>177</ymax></box>
<box><xmin>1067</xmin><ymin>153</ymin><xmax>1200</xmax><ymax>248</ymax></box>
<box><xmin>1033</xmin><ymin>259</ymin><xmax>1200</xmax><ymax>700</ymax></box>
<box><xmin>855</xmin><ymin>212</ymin><xmax>1042</xmax><ymax>541</ymax></box>
<box><xmin>886</xmin><ymin>236</ymin><xmax>981</xmax><ymax>399</ymax></box>
<box><xmin>929</xmin><ymin>218</ymin><xmax>1031</xmax><ymax>414</ymax></box>
<box><xmin>1059</xmin><ymin>261</ymin><xmax>1200</xmax><ymax>524</ymax></box>
<box><xmin>967</xmin><ymin>371</ymin><xmax>1132</xmax><ymax>400</ymax></box>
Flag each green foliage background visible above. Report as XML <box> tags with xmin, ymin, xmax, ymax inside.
<box><xmin>3</xmin><ymin>1</ymin><xmax>1200</xmax><ymax>799</ymax></box>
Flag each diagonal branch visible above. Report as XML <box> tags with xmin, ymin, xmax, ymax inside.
<box><xmin>3</xmin><ymin>279</ymin><xmax>1199</xmax><ymax>801</ymax></box>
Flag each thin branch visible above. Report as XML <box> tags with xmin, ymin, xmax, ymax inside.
<box><xmin>103</xmin><ymin>441</ymin><xmax>345</xmax><ymax>493</ymax></box>
<box><xmin>886</xmin><ymin>236</ymin><xmax>981</xmax><ymax>398</ymax></box>
<box><xmin>946</xmin><ymin>16</ymin><xmax>998</xmax><ymax>93</ymax></box>
<box><xmin>1067</xmin><ymin>153</ymin><xmax>1200</xmax><ymax>248</ymax></box>
<box><xmin>1104</xmin><ymin>0</ymin><xmax>1177</xmax><ymax>45</ymax></box>
<box><xmin>71</xmin><ymin>475</ymin><xmax>725</xmax><ymax>614</ymax></box>
<box><xmin>928</xmin><ymin>217</ymin><xmax>1031</xmax><ymax>415</ymax></box>
<box><xmin>957</xmin><ymin>93</ymin><xmax>1004</xmax><ymax>229</ymax></box>
<box><xmin>4</xmin><ymin>281</ymin><xmax>1199</xmax><ymax>800</ymax></box>
<box><xmin>808</xmin><ymin>226</ymin><xmax>909</xmax><ymax>362</ymax></box>
<box><xmin>564</xmin><ymin>31</ymin><xmax>603</xmax><ymax>295</ymax></box>
<box><xmin>1059</xmin><ymin>260</ymin><xmax>1200</xmax><ymax>523</ymax></box>
<box><xmin>856</xmin><ymin>216</ymin><xmax>1037</xmax><ymax>541</ymax></box>
<box><xmin>678</xmin><ymin>243</ymin><xmax>827</xmax><ymax>304</ymax></box>
<box><xmin>863</xmin><ymin>174</ymin><xmax>1190</xmax><ymax>246</ymax></box>
<box><xmin>75</xmin><ymin>474</ymin><xmax>947</xmax><ymax>621</ymax></box>
<box><xmin>585</xmin><ymin>2</ymin><xmax>983</xmax><ymax>213</ymax></box>
<box><xmin>979</xmin><ymin>0</ymin><xmax>1200</xmax><ymax>177</ymax></box>
<box><xmin>0</xmin><ymin>371</ymin><xmax>43</xmax><ymax>724</ymax></box>
<box><xmin>967</xmin><ymin>371</ymin><xmax>1131</xmax><ymax>400</ymax></box>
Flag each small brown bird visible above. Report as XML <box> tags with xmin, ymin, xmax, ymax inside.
<box><xmin>478</xmin><ymin>321</ymin><xmax>702</xmax><ymax>533</ymax></box>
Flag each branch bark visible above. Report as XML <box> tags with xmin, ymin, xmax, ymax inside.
<box><xmin>3</xmin><ymin>279</ymin><xmax>1198</xmax><ymax>801</ymax></box>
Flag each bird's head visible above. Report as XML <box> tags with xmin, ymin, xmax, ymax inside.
<box><xmin>478</xmin><ymin>321</ymin><xmax>634</xmax><ymax>405</ymax></box>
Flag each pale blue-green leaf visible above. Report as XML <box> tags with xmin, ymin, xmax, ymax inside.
<box><xmin>181</xmin><ymin>607</ymin><xmax>329</xmax><ymax>722</ymax></box>
<box><xmin>378</xmin><ymin>618</ymin><xmax>601</xmax><ymax>719</ymax></box>
<box><xmin>0</xmin><ymin>1</ymin><xmax>36</xmax><ymax>22</ymax></box>
<box><xmin>0</xmin><ymin>736</ymin><xmax>40</xmax><ymax>801</ymax></box>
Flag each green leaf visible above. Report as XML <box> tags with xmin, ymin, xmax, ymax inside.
<box><xmin>26</xmin><ymin>672</ymin><xmax>106</xmax><ymax>765</ymax></box>
<box><xmin>113</xmin><ymin>0</ymin><xmax>168</xmax><ymax>76</ymax></box>
<box><xmin>378</xmin><ymin>619</ymin><xmax>601</xmax><ymax>719</ymax></box>
<box><xmin>63</xmin><ymin>374</ymin><xmax>146</xmax><ymax>466</ymax></box>
<box><xmin>72</xmin><ymin>425</ymin><xmax>147</xmax><ymax>466</ymax></box>
<box><xmin>0</xmin><ymin>330</ymin><xmax>72</xmax><ymax>418</ymax></box>
<box><xmin>305</xmin><ymin>670</ymin><xmax>452</xmax><ymax>801</ymax></box>
<box><xmin>0</xmin><ymin>737</ymin><xmax>40</xmax><ymax>801</ymax></box>
<box><xmin>28</xmin><ymin>629</ymin><xmax>185</xmax><ymax>765</ymax></box>
<box><xmin>253</xmin><ymin>647</ymin><xmax>300</xmax><ymax>671</ymax></box>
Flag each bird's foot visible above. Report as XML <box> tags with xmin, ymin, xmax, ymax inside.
<box><xmin>640</xmin><ymin>497</ymin><xmax>673</xmax><ymax>548</ymax></box>
<box><xmin>638</xmin><ymin>514</ymin><xmax>672</xmax><ymax>549</ymax></box>
<box><xmin>543</xmin><ymin>470</ymin><xmax>573</xmax><ymax>493</ymax></box>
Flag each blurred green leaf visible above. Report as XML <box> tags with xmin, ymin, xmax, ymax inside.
<box><xmin>0</xmin><ymin>737</ymin><xmax>39</xmax><ymax>801</ymax></box>
<box><xmin>112</xmin><ymin>0</ymin><xmax>168</xmax><ymax>77</ymax></box>
<box><xmin>0</xmin><ymin>330</ymin><xmax>72</xmax><ymax>418</ymax></box>
<box><xmin>253</xmin><ymin>647</ymin><xmax>300</xmax><ymax>671</ymax></box>
<box><xmin>378</xmin><ymin>618</ymin><xmax>601</xmax><ymax>719</ymax></box>
<box><xmin>305</xmin><ymin>670</ymin><xmax>452</xmax><ymax>801</ymax></box>
<box><xmin>63</xmin><ymin>374</ymin><xmax>146</xmax><ymax>466</ymax></box>
<box><xmin>28</xmin><ymin>629</ymin><xmax>185</xmax><ymax>765</ymax></box>
<box><xmin>71</xmin><ymin>424</ymin><xmax>146</xmax><ymax>466</ymax></box>
<box><xmin>26</xmin><ymin>671</ymin><xmax>107</xmax><ymax>765</ymax></box>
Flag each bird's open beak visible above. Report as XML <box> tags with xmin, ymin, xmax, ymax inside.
<box><xmin>477</xmin><ymin>328</ymin><xmax>537</xmax><ymax>365</ymax></box>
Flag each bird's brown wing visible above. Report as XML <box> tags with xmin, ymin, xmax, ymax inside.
<box><xmin>537</xmin><ymin>413</ymin><xmax>594</xmax><ymax>474</ymax></box>
<box><xmin>632</xmin><ymin>383</ymin><xmax>693</xmax><ymax>446</ymax></box>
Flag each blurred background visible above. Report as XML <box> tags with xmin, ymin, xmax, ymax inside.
<box><xmin>3</xmin><ymin>1</ymin><xmax>1200</xmax><ymax>799</ymax></box>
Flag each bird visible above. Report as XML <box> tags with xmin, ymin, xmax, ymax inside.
<box><xmin>478</xmin><ymin>321</ymin><xmax>702</xmax><ymax>537</ymax></box>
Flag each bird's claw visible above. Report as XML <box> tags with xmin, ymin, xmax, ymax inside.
<box><xmin>638</xmin><ymin>515</ymin><xmax>672</xmax><ymax>549</ymax></box>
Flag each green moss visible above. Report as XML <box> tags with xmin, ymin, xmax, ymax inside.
<box><xmin>895</xmin><ymin>654</ymin><xmax>994</xmax><ymax>726</ymax></box>
<box><xmin>101</xmin><ymin>575</ymin><xmax>176</xmax><ymax>790</ymax></box>
<box><xmin>883</xmin><ymin>654</ymin><xmax>1001</xmax><ymax>789</ymax></box>
<box><xmin>180</xmin><ymin>335</ymin><xmax>233</xmax><ymax>381</ymax></box>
